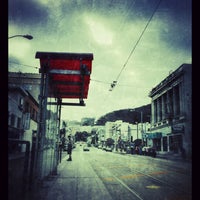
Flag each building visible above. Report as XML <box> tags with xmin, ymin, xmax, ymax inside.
<box><xmin>8</xmin><ymin>71</ymin><xmax>59</xmax><ymax>178</ymax></box>
<box><xmin>148</xmin><ymin>64</ymin><xmax>192</xmax><ymax>159</ymax></box>
<box><xmin>8</xmin><ymin>72</ymin><xmax>41</xmax><ymax>152</ymax></box>
<box><xmin>105</xmin><ymin>121</ymin><xmax>115</xmax><ymax>139</ymax></box>
<box><xmin>8</xmin><ymin>72</ymin><xmax>41</xmax><ymax>101</ymax></box>
<box><xmin>8</xmin><ymin>86</ymin><xmax>29</xmax><ymax>140</ymax></box>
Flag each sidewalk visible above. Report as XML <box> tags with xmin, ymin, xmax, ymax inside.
<box><xmin>155</xmin><ymin>151</ymin><xmax>191</xmax><ymax>163</ymax></box>
<box><xmin>25</xmin><ymin>149</ymin><xmax>191</xmax><ymax>200</ymax></box>
<box><xmin>25</xmin><ymin>151</ymin><xmax>113</xmax><ymax>200</ymax></box>
<box><xmin>113</xmin><ymin>149</ymin><xmax>191</xmax><ymax>163</ymax></box>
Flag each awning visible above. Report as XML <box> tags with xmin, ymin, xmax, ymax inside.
<box><xmin>35</xmin><ymin>52</ymin><xmax>93</xmax><ymax>99</ymax></box>
<box><xmin>146</xmin><ymin>132</ymin><xmax>162</xmax><ymax>139</ymax></box>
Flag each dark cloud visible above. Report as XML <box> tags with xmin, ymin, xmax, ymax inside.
<box><xmin>159</xmin><ymin>20</ymin><xmax>191</xmax><ymax>51</ymax></box>
<box><xmin>8</xmin><ymin>0</ymin><xmax>191</xmax><ymax>56</ymax></box>
<box><xmin>9</xmin><ymin>0</ymin><xmax>49</xmax><ymax>25</ymax></box>
<box><xmin>158</xmin><ymin>0</ymin><xmax>192</xmax><ymax>50</ymax></box>
<box><xmin>9</xmin><ymin>56</ymin><xmax>24</xmax><ymax>71</ymax></box>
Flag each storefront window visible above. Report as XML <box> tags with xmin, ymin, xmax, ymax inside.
<box><xmin>153</xmin><ymin>138</ymin><xmax>161</xmax><ymax>151</ymax></box>
<box><xmin>163</xmin><ymin>136</ymin><xmax>168</xmax><ymax>151</ymax></box>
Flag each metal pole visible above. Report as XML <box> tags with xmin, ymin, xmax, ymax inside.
<box><xmin>58</xmin><ymin>99</ymin><xmax>62</xmax><ymax>164</ymax></box>
<box><xmin>36</xmin><ymin>59</ymin><xmax>49</xmax><ymax>180</ymax></box>
<box><xmin>29</xmin><ymin>131</ymin><xmax>37</xmax><ymax>189</ymax></box>
<box><xmin>141</xmin><ymin>111</ymin><xmax>143</xmax><ymax>144</ymax></box>
<box><xmin>35</xmin><ymin>70</ymin><xmax>45</xmax><ymax>181</ymax></box>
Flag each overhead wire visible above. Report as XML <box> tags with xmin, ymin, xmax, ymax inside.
<box><xmin>90</xmin><ymin>78</ymin><xmax>150</xmax><ymax>89</ymax></box>
<box><xmin>110</xmin><ymin>0</ymin><xmax>162</xmax><ymax>91</ymax></box>
<box><xmin>94</xmin><ymin>0</ymin><xmax>162</xmax><ymax>118</ymax></box>
<box><xmin>9</xmin><ymin>61</ymin><xmax>40</xmax><ymax>70</ymax></box>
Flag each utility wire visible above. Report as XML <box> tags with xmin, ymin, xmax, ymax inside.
<box><xmin>111</xmin><ymin>0</ymin><xmax>162</xmax><ymax>90</ymax></box>
<box><xmin>9</xmin><ymin>61</ymin><xmax>40</xmax><ymax>70</ymax></box>
<box><xmin>90</xmin><ymin>79</ymin><xmax>111</xmax><ymax>85</ymax></box>
<box><xmin>91</xmin><ymin>78</ymin><xmax>149</xmax><ymax>89</ymax></box>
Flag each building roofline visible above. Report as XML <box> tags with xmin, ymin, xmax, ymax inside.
<box><xmin>9</xmin><ymin>85</ymin><xmax>28</xmax><ymax>96</ymax></box>
<box><xmin>148</xmin><ymin>63</ymin><xmax>191</xmax><ymax>97</ymax></box>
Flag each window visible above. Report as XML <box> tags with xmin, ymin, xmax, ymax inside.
<box><xmin>10</xmin><ymin>114</ymin><xmax>16</xmax><ymax>127</ymax></box>
<box><xmin>19</xmin><ymin>97</ymin><xmax>24</xmax><ymax>106</ymax></box>
<box><xmin>153</xmin><ymin>100</ymin><xmax>157</xmax><ymax>123</ymax></box>
<box><xmin>168</xmin><ymin>89</ymin><xmax>174</xmax><ymax>115</ymax></box>
<box><xmin>17</xmin><ymin>117</ymin><xmax>21</xmax><ymax>129</ymax></box>
<box><xmin>163</xmin><ymin>93</ymin><xmax>168</xmax><ymax>118</ymax></box>
<box><xmin>25</xmin><ymin>102</ymin><xmax>30</xmax><ymax>113</ymax></box>
<box><xmin>174</xmin><ymin>85</ymin><xmax>180</xmax><ymax>116</ymax></box>
<box><xmin>31</xmin><ymin>107</ymin><xmax>35</xmax><ymax>119</ymax></box>
<box><xmin>163</xmin><ymin>136</ymin><xmax>167</xmax><ymax>151</ymax></box>
<box><xmin>158</xmin><ymin>97</ymin><xmax>162</xmax><ymax>121</ymax></box>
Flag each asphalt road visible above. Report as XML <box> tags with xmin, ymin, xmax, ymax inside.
<box><xmin>28</xmin><ymin>144</ymin><xmax>192</xmax><ymax>200</ymax></box>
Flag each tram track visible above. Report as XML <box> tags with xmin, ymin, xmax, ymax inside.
<box><xmin>88</xmin><ymin>151</ymin><xmax>192</xmax><ymax>200</ymax></box>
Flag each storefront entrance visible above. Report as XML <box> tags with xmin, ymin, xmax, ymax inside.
<box><xmin>169</xmin><ymin>134</ymin><xmax>182</xmax><ymax>153</ymax></box>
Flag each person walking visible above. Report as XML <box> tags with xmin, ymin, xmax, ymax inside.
<box><xmin>67</xmin><ymin>135</ymin><xmax>73</xmax><ymax>161</ymax></box>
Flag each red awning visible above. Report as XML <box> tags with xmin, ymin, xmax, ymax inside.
<box><xmin>35</xmin><ymin>52</ymin><xmax>93</xmax><ymax>99</ymax></box>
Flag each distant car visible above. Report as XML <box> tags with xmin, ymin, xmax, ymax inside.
<box><xmin>148</xmin><ymin>147</ymin><xmax>156</xmax><ymax>157</ymax></box>
<box><xmin>142</xmin><ymin>146</ymin><xmax>156</xmax><ymax>157</ymax></box>
<box><xmin>83</xmin><ymin>144</ymin><xmax>90</xmax><ymax>151</ymax></box>
<box><xmin>102</xmin><ymin>146</ymin><xmax>107</xmax><ymax>151</ymax></box>
<box><xmin>105</xmin><ymin>146</ymin><xmax>113</xmax><ymax>152</ymax></box>
<box><xmin>97</xmin><ymin>145</ymin><xmax>102</xmax><ymax>149</ymax></box>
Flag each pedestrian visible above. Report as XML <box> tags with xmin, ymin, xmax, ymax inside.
<box><xmin>138</xmin><ymin>146</ymin><xmax>142</xmax><ymax>155</ymax></box>
<box><xmin>67</xmin><ymin>135</ymin><xmax>73</xmax><ymax>161</ymax></box>
<box><xmin>135</xmin><ymin>146</ymin><xmax>139</xmax><ymax>154</ymax></box>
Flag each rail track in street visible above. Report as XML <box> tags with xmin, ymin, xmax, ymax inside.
<box><xmin>88</xmin><ymin>148</ymin><xmax>192</xmax><ymax>200</ymax></box>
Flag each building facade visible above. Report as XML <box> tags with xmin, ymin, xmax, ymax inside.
<box><xmin>8</xmin><ymin>72</ymin><xmax>41</xmax><ymax>101</ymax></box>
<box><xmin>8</xmin><ymin>86</ymin><xmax>28</xmax><ymax>141</ymax></box>
<box><xmin>8</xmin><ymin>85</ymin><xmax>39</xmax><ymax>152</ymax></box>
<box><xmin>148</xmin><ymin>64</ymin><xmax>192</xmax><ymax>159</ymax></box>
<box><xmin>8</xmin><ymin>72</ymin><xmax>41</xmax><ymax>152</ymax></box>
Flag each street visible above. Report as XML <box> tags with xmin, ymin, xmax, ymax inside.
<box><xmin>28</xmin><ymin>144</ymin><xmax>192</xmax><ymax>200</ymax></box>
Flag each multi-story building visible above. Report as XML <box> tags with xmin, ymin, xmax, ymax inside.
<box><xmin>8</xmin><ymin>72</ymin><xmax>41</xmax><ymax>151</ymax></box>
<box><xmin>8</xmin><ymin>85</ymin><xmax>39</xmax><ymax>152</ymax></box>
<box><xmin>8</xmin><ymin>72</ymin><xmax>41</xmax><ymax>101</ymax></box>
<box><xmin>148</xmin><ymin>63</ymin><xmax>192</xmax><ymax>159</ymax></box>
<box><xmin>8</xmin><ymin>86</ymin><xmax>29</xmax><ymax>140</ymax></box>
<box><xmin>105</xmin><ymin>121</ymin><xmax>115</xmax><ymax>139</ymax></box>
<box><xmin>8</xmin><ymin>71</ymin><xmax>60</xmax><ymax>184</ymax></box>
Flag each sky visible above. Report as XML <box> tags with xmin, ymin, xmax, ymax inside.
<box><xmin>8</xmin><ymin>0</ymin><xmax>192</xmax><ymax>122</ymax></box>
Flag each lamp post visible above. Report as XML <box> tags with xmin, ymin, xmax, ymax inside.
<box><xmin>8</xmin><ymin>34</ymin><xmax>33</xmax><ymax>40</ymax></box>
<box><xmin>130</xmin><ymin>109</ymin><xmax>143</xmax><ymax>140</ymax></box>
<box><xmin>136</xmin><ymin>122</ymin><xmax>138</xmax><ymax>139</ymax></box>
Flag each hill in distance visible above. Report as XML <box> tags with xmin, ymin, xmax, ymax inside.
<box><xmin>95</xmin><ymin>104</ymin><xmax>151</xmax><ymax>125</ymax></box>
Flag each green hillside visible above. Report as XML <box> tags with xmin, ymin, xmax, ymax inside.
<box><xmin>95</xmin><ymin>104</ymin><xmax>151</xmax><ymax>125</ymax></box>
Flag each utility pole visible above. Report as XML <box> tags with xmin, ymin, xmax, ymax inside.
<box><xmin>141</xmin><ymin>111</ymin><xmax>144</xmax><ymax>144</ymax></box>
<box><xmin>136</xmin><ymin>122</ymin><xmax>138</xmax><ymax>139</ymax></box>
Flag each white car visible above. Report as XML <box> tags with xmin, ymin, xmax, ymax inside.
<box><xmin>105</xmin><ymin>146</ymin><xmax>113</xmax><ymax>152</ymax></box>
<box><xmin>83</xmin><ymin>144</ymin><xmax>90</xmax><ymax>151</ymax></box>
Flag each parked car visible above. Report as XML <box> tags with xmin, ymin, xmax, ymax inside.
<box><xmin>83</xmin><ymin>144</ymin><xmax>90</xmax><ymax>151</ymax></box>
<box><xmin>105</xmin><ymin>146</ymin><xmax>113</xmax><ymax>152</ymax></box>
<box><xmin>97</xmin><ymin>145</ymin><xmax>102</xmax><ymax>149</ymax></box>
<box><xmin>142</xmin><ymin>146</ymin><xmax>156</xmax><ymax>157</ymax></box>
<box><xmin>102</xmin><ymin>145</ymin><xmax>107</xmax><ymax>151</ymax></box>
<box><xmin>148</xmin><ymin>147</ymin><xmax>156</xmax><ymax>157</ymax></box>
